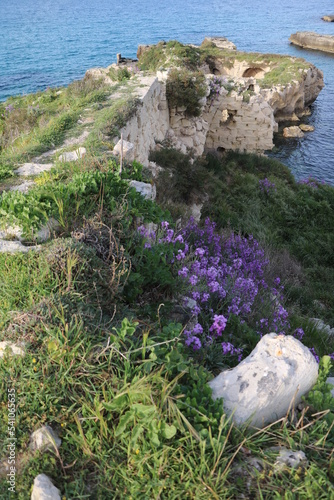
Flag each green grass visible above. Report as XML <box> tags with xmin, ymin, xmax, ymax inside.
<box><xmin>0</xmin><ymin>50</ymin><xmax>334</xmax><ymax>498</ymax></box>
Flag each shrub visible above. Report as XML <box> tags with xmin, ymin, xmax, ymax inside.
<box><xmin>150</xmin><ymin>147</ymin><xmax>207</xmax><ymax>203</ymax></box>
<box><xmin>166</xmin><ymin>68</ymin><xmax>207</xmax><ymax>117</ymax></box>
<box><xmin>109</xmin><ymin>66</ymin><xmax>131</xmax><ymax>82</ymax></box>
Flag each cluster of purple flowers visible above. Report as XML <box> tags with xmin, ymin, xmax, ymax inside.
<box><xmin>1</xmin><ymin>103</ymin><xmax>15</xmax><ymax>118</ymax></box>
<box><xmin>298</xmin><ymin>177</ymin><xmax>326</xmax><ymax>189</ymax></box>
<box><xmin>137</xmin><ymin>219</ymin><xmax>332</xmax><ymax>365</ymax></box>
<box><xmin>259</xmin><ymin>178</ymin><xmax>277</xmax><ymax>195</ymax></box>
<box><xmin>176</xmin><ymin>218</ymin><xmax>289</xmax><ymax>354</ymax></box>
<box><xmin>208</xmin><ymin>76</ymin><xmax>225</xmax><ymax>104</ymax></box>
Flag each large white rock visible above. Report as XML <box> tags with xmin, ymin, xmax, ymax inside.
<box><xmin>30</xmin><ymin>425</ymin><xmax>61</xmax><ymax>452</ymax></box>
<box><xmin>208</xmin><ymin>333</ymin><xmax>319</xmax><ymax>427</ymax></box>
<box><xmin>31</xmin><ymin>474</ymin><xmax>61</xmax><ymax>500</ymax></box>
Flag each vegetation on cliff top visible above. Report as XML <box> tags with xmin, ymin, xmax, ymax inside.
<box><xmin>0</xmin><ymin>67</ymin><xmax>334</xmax><ymax>498</ymax></box>
<box><xmin>138</xmin><ymin>39</ymin><xmax>310</xmax><ymax>88</ymax></box>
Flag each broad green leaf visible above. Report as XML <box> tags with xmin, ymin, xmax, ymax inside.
<box><xmin>161</xmin><ymin>423</ymin><xmax>177</xmax><ymax>439</ymax></box>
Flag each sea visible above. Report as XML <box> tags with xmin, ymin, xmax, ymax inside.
<box><xmin>1</xmin><ymin>0</ymin><xmax>334</xmax><ymax>183</ymax></box>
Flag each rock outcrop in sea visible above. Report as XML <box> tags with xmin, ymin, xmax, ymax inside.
<box><xmin>290</xmin><ymin>32</ymin><xmax>334</xmax><ymax>54</ymax></box>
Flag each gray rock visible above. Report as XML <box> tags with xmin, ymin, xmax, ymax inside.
<box><xmin>208</xmin><ymin>333</ymin><xmax>319</xmax><ymax>427</ymax></box>
<box><xmin>283</xmin><ymin>126</ymin><xmax>304</xmax><ymax>138</ymax></box>
<box><xmin>0</xmin><ymin>341</ymin><xmax>25</xmax><ymax>358</ymax></box>
<box><xmin>299</xmin><ymin>124</ymin><xmax>315</xmax><ymax>132</ymax></box>
<box><xmin>272</xmin><ymin>447</ymin><xmax>307</xmax><ymax>471</ymax></box>
<box><xmin>326</xmin><ymin>377</ymin><xmax>334</xmax><ymax>398</ymax></box>
<box><xmin>311</xmin><ymin>318</ymin><xmax>334</xmax><ymax>336</ymax></box>
<box><xmin>36</xmin><ymin>218</ymin><xmax>61</xmax><ymax>242</ymax></box>
<box><xmin>30</xmin><ymin>426</ymin><xmax>61</xmax><ymax>452</ymax></box>
<box><xmin>202</xmin><ymin>36</ymin><xmax>237</xmax><ymax>51</ymax></box>
<box><xmin>31</xmin><ymin>474</ymin><xmax>61</xmax><ymax>500</ymax></box>
<box><xmin>14</xmin><ymin>163</ymin><xmax>53</xmax><ymax>176</ymax></box>
<box><xmin>129</xmin><ymin>180</ymin><xmax>156</xmax><ymax>200</ymax></box>
<box><xmin>59</xmin><ymin>147</ymin><xmax>86</xmax><ymax>162</ymax></box>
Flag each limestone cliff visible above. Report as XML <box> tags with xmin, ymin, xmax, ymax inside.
<box><xmin>85</xmin><ymin>38</ymin><xmax>324</xmax><ymax>161</ymax></box>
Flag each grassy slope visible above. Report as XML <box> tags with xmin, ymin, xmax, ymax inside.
<box><xmin>0</xmin><ymin>64</ymin><xmax>334</xmax><ymax>499</ymax></box>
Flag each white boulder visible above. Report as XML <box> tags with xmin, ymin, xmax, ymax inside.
<box><xmin>30</xmin><ymin>425</ymin><xmax>61</xmax><ymax>452</ymax></box>
<box><xmin>31</xmin><ymin>474</ymin><xmax>61</xmax><ymax>500</ymax></box>
<box><xmin>208</xmin><ymin>333</ymin><xmax>319</xmax><ymax>427</ymax></box>
<box><xmin>0</xmin><ymin>240</ymin><xmax>37</xmax><ymax>253</ymax></box>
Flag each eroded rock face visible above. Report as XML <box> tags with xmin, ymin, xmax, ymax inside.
<box><xmin>208</xmin><ymin>333</ymin><xmax>319</xmax><ymax>427</ymax></box>
<box><xmin>290</xmin><ymin>32</ymin><xmax>334</xmax><ymax>54</ymax></box>
<box><xmin>260</xmin><ymin>65</ymin><xmax>324</xmax><ymax>122</ymax></box>
<box><xmin>31</xmin><ymin>474</ymin><xmax>61</xmax><ymax>500</ymax></box>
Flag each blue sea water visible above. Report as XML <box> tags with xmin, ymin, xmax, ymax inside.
<box><xmin>1</xmin><ymin>0</ymin><xmax>334</xmax><ymax>182</ymax></box>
